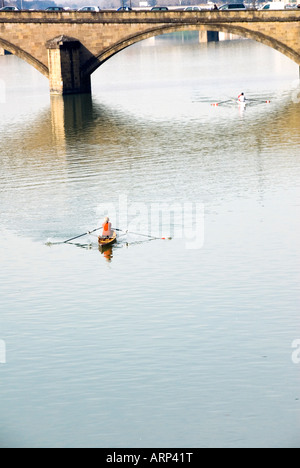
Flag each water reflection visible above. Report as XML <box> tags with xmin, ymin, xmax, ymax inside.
<box><xmin>99</xmin><ymin>244</ymin><xmax>114</xmax><ymax>262</ymax></box>
<box><xmin>1</xmin><ymin>91</ymin><xmax>300</xmax><ymax>157</ymax></box>
<box><xmin>51</xmin><ymin>94</ymin><xmax>94</xmax><ymax>146</ymax></box>
<box><xmin>74</xmin><ymin>239</ymin><xmax>115</xmax><ymax>262</ymax></box>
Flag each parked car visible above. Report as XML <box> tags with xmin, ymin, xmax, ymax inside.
<box><xmin>45</xmin><ymin>6</ymin><xmax>65</xmax><ymax>11</ymax></box>
<box><xmin>219</xmin><ymin>3</ymin><xmax>246</xmax><ymax>9</ymax></box>
<box><xmin>0</xmin><ymin>6</ymin><xmax>19</xmax><ymax>10</ymax></box>
<box><xmin>284</xmin><ymin>3</ymin><xmax>297</xmax><ymax>8</ymax></box>
<box><xmin>259</xmin><ymin>2</ymin><xmax>286</xmax><ymax>9</ymax></box>
<box><xmin>117</xmin><ymin>6</ymin><xmax>133</xmax><ymax>10</ymax></box>
<box><xmin>184</xmin><ymin>6</ymin><xmax>201</xmax><ymax>10</ymax></box>
<box><xmin>151</xmin><ymin>6</ymin><xmax>169</xmax><ymax>11</ymax></box>
<box><xmin>78</xmin><ymin>6</ymin><xmax>101</xmax><ymax>12</ymax></box>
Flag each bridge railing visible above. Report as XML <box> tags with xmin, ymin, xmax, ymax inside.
<box><xmin>0</xmin><ymin>10</ymin><xmax>300</xmax><ymax>22</ymax></box>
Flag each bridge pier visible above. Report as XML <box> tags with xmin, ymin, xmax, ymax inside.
<box><xmin>46</xmin><ymin>36</ymin><xmax>91</xmax><ymax>95</ymax></box>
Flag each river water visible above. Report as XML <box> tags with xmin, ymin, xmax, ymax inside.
<box><xmin>0</xmin><ymin>35</ymin><xmax>300</xmax><ymax>448</ymax></box>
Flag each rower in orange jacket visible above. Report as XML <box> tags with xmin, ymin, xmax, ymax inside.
<box><xmin>102</xmin><ymin>216</ymin><xmax>113</xmax><ymax>238</ymax></box>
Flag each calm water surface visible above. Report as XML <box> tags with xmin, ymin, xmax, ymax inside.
<box><xmin>0</xmin><ymin>36</ymin><xmax>300</xmax><ymax>448</ymax></box>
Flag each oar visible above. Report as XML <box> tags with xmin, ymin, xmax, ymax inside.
<box><xmin>47</xmin><ymin>227</ymin><xmax>102</xmax><ymax>245</ymax></box>
<box><xmin>248</xmin><ymin>98</ymin><xmax>271</xmax><ymax>104</ymax></box>
<box><xmin>64</xmin><ymin>227</ymin><xmax>103</xmax><ymax>243</ymax></box>
<box><xmin>210</xmin><ymin>99</ymin><xmax>233</xmax><ymax>107</ymax></box>
<box><xmin>114</xmin><ymin>228</ymin><xmax>171</xmax><ymax>241</ymax></box>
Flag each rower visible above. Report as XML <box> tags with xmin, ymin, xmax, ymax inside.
<box><xmin>102</xmin><ymin>216</ymin><xmax>112</xmax><ymax>238</ymax></box>
<box><xmin>238</xmin><ymin>92</ymin><xmax>246</xmax><ymax>103</ymax></box>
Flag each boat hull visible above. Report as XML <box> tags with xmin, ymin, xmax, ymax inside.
<box><xmin>98</xmin><ymin>231</ymin><xmax>117</xmax><ymax>248</ymax></box>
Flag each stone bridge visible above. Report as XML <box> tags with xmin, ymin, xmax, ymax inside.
<box><xmin>0</xmin><ymin>10</ymin><xmax>300</xmax><ymax>94</ymax></box>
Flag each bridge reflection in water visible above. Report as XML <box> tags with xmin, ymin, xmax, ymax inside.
<box><xmin>1</xmin><ymin>89</ymin><xmax>296</xmax><ymax>167</ymax></box>
<box><xmin>50</xmin><ymin>94</ymin><xmax>94</xmax><ymax>148</ymax></box>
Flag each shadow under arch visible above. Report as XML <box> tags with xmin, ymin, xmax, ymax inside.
<box><xmin>82</xmin><ymin>23</ymin><xmax>300</xmax><ymax>78</ymax></box>
<box><xmin>0</xmin><ymin>37</ymin><xmax>49</xmax><ymax>77</ymax></box>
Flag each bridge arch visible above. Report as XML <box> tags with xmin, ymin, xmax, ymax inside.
<box><xmin>83</xmin><ymin>23</ymin><xmax>300</xmax><ymax>78</ymax></box>
<box><xmin>0</xmin><ymin>10</ymin><xmax>299</xmax><ymax>94</ymax></box>
<box><xmin>0</xmin><ymin>37</ymin><xmax>49</xmax><ymax>77</ymax></box>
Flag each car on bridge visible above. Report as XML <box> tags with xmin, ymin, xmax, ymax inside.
<box><xmin>0</xmin><ymin>6</ymin><xmax>19</xmax><ymax>10</ymax></box>
<box><xmin>184</xmin><ymin>6</ymin><xmax>201</xmax><ymax>10</ymax></box>
<box><xmin>78</xmin><ymin>6</ymin><xmax>101</xmax><ymax>12</ymax></box>
<box><xmin>219</xmin><ymin>3</ymin><xmax>246</xmax><ymax>9</ymax></box>
<box><xmin>45</xmin><ymin>6</ymin><xmax>65</xmax><ymax>11</ymax></box>
<box><xmin>151</xmin><ymin>6</ymin><xmax>169</xmax><ymax>11</ymax></box>
<box><xmin>259</xmin><ymin>2</ymin><xmax>286</xmax><ymax>9</ymax></box>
